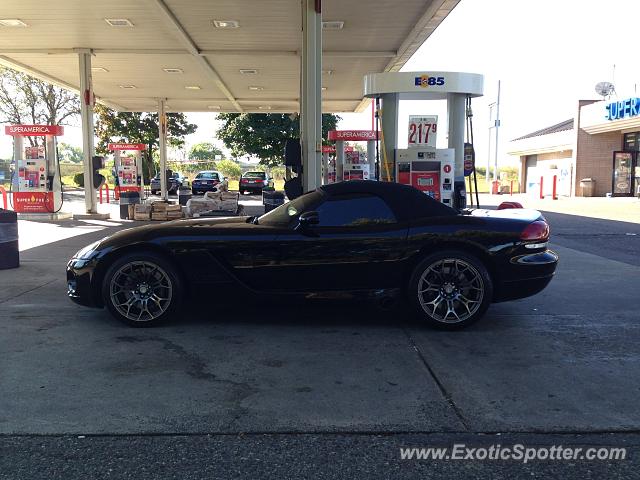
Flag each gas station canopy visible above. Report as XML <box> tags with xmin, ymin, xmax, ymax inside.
<box><xmin>0</xmin><ymin>0</ymin><xmax>461</xmax><ymax>113</ymax></box>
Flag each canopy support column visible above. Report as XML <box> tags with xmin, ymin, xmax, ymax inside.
<box><xmin>300</xmin><ymin>0</ymin><xmax>322</xmax><ymax>191</ymax></box>
<box><xmin>158</xmin><ymin>98</ymin><xmax>168</xmax><ymax>201</ymax></box>
<box><xmin>447</xmin><ymin>92</ymin><xmax>466</xmax><ymax>208</ymax></box>
<box><xmin>79</xmin><ymin>51</ymin><xmax>97</xmax><ymax>214</ymax></box>
<box><xmin>336</xmin><ymin>140</ymin><xmax>345</xmax><ymax>182</ymax></box>
<box><xmin>380</xmin><ymin>93</ymin><xmax>399</xmax><ymax>182</ymax></box>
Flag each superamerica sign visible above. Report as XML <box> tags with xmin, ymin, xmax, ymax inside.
<box><xmin>5</xmin><ymin>125</ymin><xmax>64</xmax><ymax>136</ymax></box>
<box><xmin>108</xmin><ymin>143</ymin><xmax>147</xmax><ymax>151</ymax></box>
<box><xmin>606</xmin><ymin>98</ymin><xmax>640</xmax><ymax>121</ymax></box>
<box><xmin>327</xmin><ymin>130</ymin><xmax>377</xmax><ymax>141</ymax></box>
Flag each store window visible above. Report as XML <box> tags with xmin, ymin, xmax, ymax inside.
<box><xmin>623</xmin><ymin>132</ymin><xmax>640</xmax><ymax>152</ymax></box>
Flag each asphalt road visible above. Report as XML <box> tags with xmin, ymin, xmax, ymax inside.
<box><xmin>1</xmin><ymin>206</ymin><xmax>639</xmax><ymax>479</ymax></box>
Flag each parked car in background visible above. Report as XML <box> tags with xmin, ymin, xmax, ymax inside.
<box><xmin>150</xmin><ymin>172</ymin><xmax>186</xmax><ymax>195</ymax></box>
<box><xmin>191</xmin><ymin>170</ymin><xmax>224</xmax><ymax>195</ymax></box>
<box><xmin>240</xmin><ymin>171</ymin><xmax>272</xmax><ymax>195</ymax></box>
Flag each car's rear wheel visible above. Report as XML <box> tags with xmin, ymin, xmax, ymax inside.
<box><xmin>102</xmin><ymin>252</ymin><xmax>182</xmax><ymax>327</ymax></box>
<box><xmin>408</xmin><ymin>250</ymin><xmax>492</xmax><ymax>329</ymax></box>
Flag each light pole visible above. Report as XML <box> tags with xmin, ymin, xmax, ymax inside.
<box><xmin>487</xmin><ymin>102</ymin><xmax>495</xmax><ymax>183</ymax></box>
<box><xmin>494</xmin><ymin>80</ymin><xmax>501</xmax><ymax>185</ymax></box>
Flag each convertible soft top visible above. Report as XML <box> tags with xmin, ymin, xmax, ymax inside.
<box><xmin>318</xmin><ymin>180</ymin><xmax>457</xmax><ymax>222</ymax></box>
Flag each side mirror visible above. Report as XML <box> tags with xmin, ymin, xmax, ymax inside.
<box><xmin>296</xmin><ymin>210</ymin><xmax>319</xmax><ymax>230</ymax></box>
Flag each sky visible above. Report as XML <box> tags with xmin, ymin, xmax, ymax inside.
<box><xmin>3</xmin><ymin>0</ymin><xmax>640</xmax><ymax>166</ymax></box>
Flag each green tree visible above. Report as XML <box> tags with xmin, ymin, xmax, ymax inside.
<box><xmin>94</xmin><ymin>104</ymin><xmax>197</xmax><ymax>183</ymax></box>
<box><xmin>217</xmin><ymin>113</ymin><xmax>340</xmax><ymax>168</ymax></box>
<box><xmin>189</xmin><ymin>142</ymin><xmax>223</xmax><ymax>161</ymax></box>
<box><xmin>0</xmin><ymin>66</ymin><xmax>80</xmax><ymax>146</ymax></box>
<box><xmin>215</xmin><ymin>159</ymin><xmax>242</xmax><ymax>179</ymax></box>
<box><xmin>58</xmin><ymin>142</ymin><xmax>83</xmax><ymax>163</ymax></box>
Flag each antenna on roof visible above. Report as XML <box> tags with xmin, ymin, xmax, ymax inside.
<box><xmin>595</xmin><ymin>81</ymin><xmax>615</xmax><ymax>100</ymax></box>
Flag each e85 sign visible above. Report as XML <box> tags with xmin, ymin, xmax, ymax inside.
<box><xmin>408</xmin><ymin>115</ymin><xmax>438</xmax><ymax>148</ymax></box>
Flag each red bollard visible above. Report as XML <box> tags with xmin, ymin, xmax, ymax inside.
<box><xmin>510</xmin><ymin>180</ymin><xmax>514</xmax><ymax>196</ymax></box>
<box><xmin>552</xmin><ymin>175</ymin><xmax>558</xmax><ymax>200</ymax></box>
<box><xmin>0</xmin><ymin>185</ymin><xmax>7</xmax><ymax>209</ymax></box>
<box><xmin>539</xmin><ymin>176</ymin><xmax>544</xmax><ymax>199</ymax></box>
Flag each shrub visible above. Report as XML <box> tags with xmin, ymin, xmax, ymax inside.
<box><xmin>216</xmin><ymin>159</ymin><xmax>242</xmax><ymax>179</ymax></box>
<box><xmin>73</xmin><ymin>172</ymin><xmax>84</xmax><ymax>187</ymax></box>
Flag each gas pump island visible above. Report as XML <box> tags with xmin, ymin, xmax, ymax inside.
<box><xmin>363</xmin><ymin>71</ymin><xmax>484</xmax><ymax>209</ymax></box>
<box><xmin>108</xmin><ymin>143</ymin><xmax>145</xmax><ymax>200</ymax></box>
<box><xmin>5</xmin><ymin>124</ymin><xmax>69</xmax><ymax>218</ymax></box>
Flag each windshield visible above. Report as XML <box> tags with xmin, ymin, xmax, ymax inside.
<box><xmin>258</xmin><ymin>191</ymin><xmax>322</xmax><ymax>225</ymax></box>
<box><xmin>243</xmin><ymin>171</ymin><xmax>266</xmax><ymax>179</ymax></box>
<box><xmin>195</xmin><ymin>172</ymin><xmax>219</xmax><ymax>180</ymax></box>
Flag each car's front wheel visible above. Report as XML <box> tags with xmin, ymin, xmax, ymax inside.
<box><xmin>102</xmin><ymin>252</ymin><xmax>182</xmax><ymax>327</ymax></box>
<box><xmin>408</xmin><ymin>250</ymin><xmax>492</xmax><ymax>329</ymax></box>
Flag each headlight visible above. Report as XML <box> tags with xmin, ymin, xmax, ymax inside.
<box><xmin>73</xmin><ymin>240</ymin><xmax>101</xmax><ymax>260</ymax></box>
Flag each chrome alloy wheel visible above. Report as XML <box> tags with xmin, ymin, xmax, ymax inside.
<box><xmin>417</xmin><ymin>258</ymin><xmax>484</xmax><ymax>324</ymax></box>
<box><xmin>109</xmin><ymin>261</ymin><xmax>173</xmax><ymax>322</ymax></box>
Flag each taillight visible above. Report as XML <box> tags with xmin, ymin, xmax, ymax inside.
<box><xmin>521</xmin><ymin>220</ymin><xmax>550</xmax><ymax>241</ymax></box>
<box><xmin>498</xmin><ymin>201</ymin><xmax>523</xmax><ymax>210</ymax></box>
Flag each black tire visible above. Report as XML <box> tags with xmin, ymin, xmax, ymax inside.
<box><xmin>102</xmin><ymin>251</ymin><xmax>183</xmax><ymax>327</ymax></box>
<box><xmin>239</xmin><ymin>189</ymin><xmax>245</xmax><ymax>195</ymax></box>
<box><xmin>151</xmin><ymin>190</ymin><xmax>157</xmax><ymax>195</ymax></box>
<box><xmin>408</xmin><ymin>250</ymin><xmax>493</xmax><ymax>330</ymax></box>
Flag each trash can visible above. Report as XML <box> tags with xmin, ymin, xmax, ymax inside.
<box><xmin>263</xmin><ymin>189</ymin><xmax>285</xmax><ymax>213</ymax></box>
<box><xmin>178</xmin><ymin>185</ymin><xmax>192</xmax><ymax>206</ymax></box>
<box><xmin>580</xmin><ymin>178</ymin><xmax>595</xmax><ymax>197</ymax></box>
<box><xmin>119</xmin><ymin>190</ymin><xmax>141</xmax><ymax>219</ymax></box>
<box><xmin>0</xmin><ymin>209</ymin><xmax>19</xmax><ymax>269</ymax></box>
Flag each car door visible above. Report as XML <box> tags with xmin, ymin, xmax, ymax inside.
<box><xmin>272</xmin><ymin>192</ymin><xmax>409</xmax><ymax>292</ymax></box>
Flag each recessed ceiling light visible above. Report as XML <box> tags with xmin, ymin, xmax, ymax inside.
<box><xmin>321</xmin><ymin>87</ymin><xmax>327</xmax><ymax>91</ymax></box>
<box><xmin>185</xmin><ymin>85</ymin><xmax>201</xmax><ymax>90</ymax></box>
<box><xmin>92</xmin><ymin>67</ymin><xmax>109</xmax><ymax>73</ymax></box>
<box><xmin>248</xmin><ymin>86</ymin><xmax>264</xmax><ymax>91</ymax></box>
<box><xmin>105</xmin><ymin>18</ymin><xmax>134</xmax><ymax>27</ymax></box>
<box><xmin>0</xmin><ymin>19</ymin><xmax>28</xmax><ymax>27</ymax></box>
<box><xmin>322</xmin><ymin>69</ymin><xmax>334</xmax><ymax>75</ymax></box>
<box><xmin>207</xmin><ymin>105</ymin><xmax>221</xmax><ymax>110</ymax></box>
<box><xmin>119</xmin><ymin>84</ymin><xmax>136</xmax><ymax>89</ymax></box>
<box><xmin>258</xmin><ymin>106</ymin><xmax>272</xmax><ymax>110</ymax></box>
<box><xmin>213</xmin><ymin>20</ymin><xmax>239</xmax><ymax>29</ymax></box>
<box><xmin>322</xmin><ymin>21</ymin><xmax>344</xmax><ymax>30</ymax></box>
<box><xmin>163</xmin><ymin>68</ymin><xmax>183</xmax><ymax>74</ymax></box>
<box><xmin>239</xmin><ymin>69</ymin><xmax>258</xmax><ymax>75</ymax></box>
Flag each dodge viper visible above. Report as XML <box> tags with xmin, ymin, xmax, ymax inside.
<box><xmin>67</xmin><ymin>181</ymin><xmax>558</xmax><ymax>329</ymax></box>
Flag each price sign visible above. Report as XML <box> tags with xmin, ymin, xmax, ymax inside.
<box><xmin>408</xmin><ymin>115</ymin><xmax>438</xmax><ymax>148</ymax></box>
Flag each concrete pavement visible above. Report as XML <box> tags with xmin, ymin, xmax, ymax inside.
<box><xmin>1</xmin><ymin>203</ymin><xmax>638</xmax><ymax>478</ymax></box>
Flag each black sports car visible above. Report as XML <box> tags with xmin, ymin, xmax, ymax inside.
<box><xmin>67</xmin><ymin>181</ymin><xmax>558</xmax><ymax>329</ymax></box>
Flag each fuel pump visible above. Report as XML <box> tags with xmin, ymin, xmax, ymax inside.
<box><xmin>109</xmin><ymin>143</ymin><xmax>145</xmax><ymax>200</ymax></box>
<box><xmin>363</xmin><ymin>71</ymin><xmax>484</xmax><ymax>210</ymax></box>
<box><xmin>395</xmin><ymin>148</ymin><xmax>455</xmax><ymax>206</ymax></box>
<box><xmin>5</xmin><ymin>125</ymin><xmax>64</xmax><ymax>214</ymax></box>
<box><xmin>326</xmin><ymin>130</ymin><xmax>376</xmax><ymax>183</ymax></box>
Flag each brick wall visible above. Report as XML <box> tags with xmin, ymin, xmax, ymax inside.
<box><xmin>575</xmin><ymin>100</ymin><xmax>622</xmax><ymax>196</ymax></box>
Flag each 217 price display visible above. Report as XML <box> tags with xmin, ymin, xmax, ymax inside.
<box><xmin>408</xmin><ymin>115</ymin><xmax>438</xmax><ymax>148</ymax></box>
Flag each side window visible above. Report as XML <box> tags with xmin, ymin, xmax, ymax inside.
<box><xmin>316</xmin><ymin>193</ymin><xmax>397</xmax><ymax>227</ymax></box>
